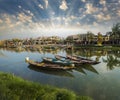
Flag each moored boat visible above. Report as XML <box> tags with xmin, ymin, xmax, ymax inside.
<box><xmin>55</xmin><ymin>55</ymin><xmax>100</xmax><ymax>65</ymax></box>
<box><xmin>67</xmin><ymin>55</ymin><xmax>100</xmax><ymax>65</ymax></box>
<box><xmin>43</xmin><ymin>57</ymin><xmax>74</xmax><ymax>66</ymax></box>
<box><xmin>25</xmin><ymin>57</ymin><xmax>75</xmax><ymax>70</ymax></box>
<box><xmin>55</xmin><ymin>55</ymin><xmax>85</xmax><ymax>65</ymax></box>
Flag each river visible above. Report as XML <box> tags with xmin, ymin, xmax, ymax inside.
<box><xmin>0</xmin><ymin>47</ymin><xmax>120</xmax><ymax>100</ymax></box>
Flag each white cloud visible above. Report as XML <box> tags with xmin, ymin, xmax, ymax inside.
<box><xmin>85</xmin><ymin>3</ymin><xmax>98</xmax><ymax>14</ymax></box>
<box><xmin>59</xmin><ymin>0</ymin><xmax>68</xmax><ymax>11</ymax></box>
<box><xmin>44</xmin><ymin>0</ymin><xmax>48</xmax><ymax>8</ymax></box>
<box><xmin>81</xmin><ymin>0</ymin><xmax>86</xmax><ymax>2</ymax></box>
<box><xmin>69</xmin><ymin>15</ymin><xmax>76</xmax><ymax>20</ymax></box>
<box><xmin>28</xmin><ymin>22</ymin><xmax>45</xmax><ymax>29</ymax></box>
<box><xmin>0</xmin><ymin>19</ymin><xmax>3</xmax><ymax>24</ymax></box>
<box><xmin>1</xmin><ymin>14</ymin><xmax>16</xmax><ymax>26</ymax></box>
<box><xmin>95</xmin><ymin>13</ymin><xmax>111</xmax><ymax>21</ymax></box>
<box><xmin>117</xmin><ymin>10</ymin><xmax>120</xmax><ymax>16</ymax></box>
<box><xmin>0</xmin><ymin>14</ymin><xmax>17</xmax><ymax>31</ymax></box>
<box><xmin>27</xmin><ymin>10</ymin><xmax>31</xmax><ymax>14</ymax></box>
<box><xmin>17</xmin><ymin>13</ymin><xmax>33</xmax><ymax>23</ymax></box>
<box><xmin>79</xmin><ymin>14</ymin><xmax>86</xmax><ymax>19</ymax></box>
<box><xmin>23</xmin><ymin>9</ymin><xmax>34</xmax><ymax>17</ymax></box>
<box><xmin>93</xmin><ymin>22</ymin><xmax>98</xmax><ymax>26</ymax></box>
<box><xmin>5</xmin><ymin>17</ymin><xmax>11</xmax><ymax>25</ymax></box>
<box><xmin>100</xmin><ymin>0</ymin><xmax>106</xmax><ymax>6</ymax></box>
<box><xmin>76</xmin><ymin>22</ymin><xmax>81</xmax><ymax>26</ymax></box>
<box><xmin>51</xmin><ymin>11</ymin><xmax>55</xmax><ymax>16</ymax></box>
<box><xmin>119</xmin><ymin>0</ymin><xmax>120</xmax><ymax>3</ymax></box>
<box><xmin>38</xmin><ymin>4</ymin><xmax>44</xmax><ymax>9</ymax></box>
<box><xmin>102</xmin><ymin>7</ymin><xmax>108</xmax><ymax>12</ymax></box>
<box><xmin>18</xmin><ymin>5</ymin><xmax>22</xmax><ymax>9</ymax></box>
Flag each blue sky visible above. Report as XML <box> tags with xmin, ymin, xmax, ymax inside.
<box><xmin>0</xmin><ymin>0</ymin><xmax>120</xmax><ymax>39</ymax></box>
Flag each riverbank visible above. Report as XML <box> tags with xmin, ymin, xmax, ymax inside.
<box><xmin>0</xmin><ymin>72</ymin><xmax>93</xmax><ymax>100</ymax></box>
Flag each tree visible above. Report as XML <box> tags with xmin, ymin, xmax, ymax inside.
<box><xmin>97</xmin><ymin>32</ymin><xmax>103</xmax><ymax>46</ymax></box>
<box><xmin>112</xmin><ymin>23</ymin><xmax>120</xmax><ymax>38</ymax></box>
<box><xmin>87</xmin><ymin>31</ymin><xmax>94</xmax><ymax>45</ymax></box>
<box><xmin>111</xmin><ymin>23</ymin><xmax>120</xmax><ymax>44</ymax></box>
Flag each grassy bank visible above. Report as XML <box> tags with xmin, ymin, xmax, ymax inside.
<box><xmin>0</xmin><ymin>72</ymin><xmax>93</xmax><ymax>100</ymax></box>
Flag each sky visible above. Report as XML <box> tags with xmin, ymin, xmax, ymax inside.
<box><xmin>0</xmin><ymin>0</ymin><xmax>120</xmax><ymax>39</ymax></box>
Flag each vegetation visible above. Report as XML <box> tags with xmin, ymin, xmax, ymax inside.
<box><xmin>109</xmin><ymin>23</ymin><xmax>120</xmax><ymax>44</ymax></box>
<box><xmin>97</xmin><ymin>32</ymin><xmax>103</xmax><ymax>46</ymax></box>
<box><xmin>87</xmin><ymin>31</ymin><xmax>94</xmax><ymax>44</ymax></box>
<box><xmin>0</xmin><ymin>72</ymin><xmax>93</xmax><ymax>100</ymax></box>
<box><xmin>112</xmin><ymin>23</ymin><xmax>120</xmax><ymax>39</ymax></box>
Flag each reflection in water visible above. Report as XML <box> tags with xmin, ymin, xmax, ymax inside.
<box><xmin>75</xmin><ymin>67</ymin><xmax>86</xmax><ymax>75</ymax></box>
<box><xmin>28</xmin><ymin>64</ymin><xmax>99</xmax><ymax>76</ymax></box>
<box><xmin>0</xmin><ymin>50</ymin><xmax>6</xmax><ymax>57</ymax></box>
<box><xmin>28</xmin><ymin>65</ymin><xmax>74</xmax><ymax>78</ymax></box>
<box><xmin>81</xmin><ymin>64</ymin><xmax>99</xmax><ymax>74</ymax></box>
<box><xmin>103</xmin><ymin>55</ymin><xmax>120</xmax><ymax>70</ymax></box>
<box><xmin>0</xmin><ymin>47</ymin><xmax>62</xmax><ymax>55</ymax></box>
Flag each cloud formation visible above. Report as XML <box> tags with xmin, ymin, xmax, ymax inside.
<box><xmin>0</xmin><ymin>0</ymin><xmax>119</xmax><ymax>39</ymax></box>
<box><xmin>95</xmin><ymin>13</ymin><xmax>111</xmax><ymax>21</ymax></box>
<box><xmin>59</xmin><ymin>0</ymin><xmax>68</xmax><ymax>11</ymax></box>
<box><xmin>99</xmin><ymin>0</ymin><xmax>106</xmax><ymax>6</ymax></box>
<box><xmin>38</xmin><ymin>4</ymin><xmax>44</xmax><ymax>9</ymax></box>
<box><xmin>81</xmin><ymin>0</ymin><xmax>86</xmax><ymax>3</ymax></box>
<box><xmin>44</xmin><ymin>0</ymin><xmax>48</xmax><ymax>8</ymax></box>
<box><xmin>0</xmin><ymin>19</ymin><xmax>3</xmax><ymax>24</ymax></box>
<box><xmin>85</xmin><ymin>3</ymin><xmax>98</xmax><ymax>14</ymax></box>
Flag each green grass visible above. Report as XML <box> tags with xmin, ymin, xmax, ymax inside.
<box><xmin>0</xmin><ymin>72</ymin><xmax>93</xmax><ymax>100</ymax></box>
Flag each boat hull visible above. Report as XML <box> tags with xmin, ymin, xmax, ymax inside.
<box><xmin>55</xmin><ymin>55</ymin><xmax>100</xmax><ymax>65</ymax></box>
<box><xmin>43</xmin><ymin>57</ymin><xmax>73</xmax><ymax>66</ymax></box>
<box><xmin>26</xmin><ymin>59</ymin><xmax>75</xmax><ymax>70</ymax></box>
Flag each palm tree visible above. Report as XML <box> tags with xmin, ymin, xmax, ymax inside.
<box><xmin>111</xmin><ymin>23</ymin><xmax>120</xmax><ymax>44</ymax></box>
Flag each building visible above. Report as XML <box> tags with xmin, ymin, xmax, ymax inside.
<box><xmin>66</xmin><ymin>34</ymin><xmax>80</xmax><ymax>42</ymax></box>
<box><xmin>33</xmin><ymin>36</ymin><xmax>61</xmax><ymax>45</ymax></box>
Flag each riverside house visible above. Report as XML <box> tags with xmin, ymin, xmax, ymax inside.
<box><xmin>33</xmin><ymin>36</ymin><xmax>61</xmax><ymax>45</ymax></box>
<box><xmin>66</xmin><ymin>33</ymin><xmax>110</xmax><ymax>46</ymax></box>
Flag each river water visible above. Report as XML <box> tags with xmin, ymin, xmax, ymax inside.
<box><xmin>0</xmin><ymin>47</ymin><xmax>120</xmax><ymax>100</ymax></box>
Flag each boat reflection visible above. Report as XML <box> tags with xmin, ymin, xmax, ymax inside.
<box><xmin>74</xmin><ymin>67</ymin><xmax>86</xmax><ymax>75</ymax></box>
<box><xmin>28</xmin><ymin>65</ymin><xmax>74</xmax><ymax>78</ymax></box>
<box><xmin>28</xmin><ymin>63</ymin><xmax>99</xmax><ymax>77</ymax></box>
<box><xmin>76</xmin><ymin>64</ymin><xmax>99</xmax><ymax>74</ymax></box>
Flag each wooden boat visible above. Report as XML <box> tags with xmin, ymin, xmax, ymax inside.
<box><xmin>71</xmin><ymin>55</ymin><xmax>93</xmax><ymax>61</ymax></box>
<box><xmin>66</xmin><ymin>55</ymin><xmax>88</xmax><ymax>61</ymax></box>
<box><xmin>55</xmin><ymin>55</ymin><xmax>66</xmax><ymax>60</ymax></box>
<box><xmin>43</xmin><ymin>57</ymin><xmax>74</xmax><ymax>66</ymax></box>
<box><xmin>25</xmin><ymin>57</ymin><xmax>75</xmax><ymax>70</ymax></box>
<box><xmin>67</xmin><ymin>55</ymin><xmax>100</xmax><ymax>65</ymax></box>
<box><xmin>55</xmin><ymin>55</ymin><xmax>85</xmax><ymax>65</ymax></box>
<box><xmin>55</xmin><ymin>55</ymin><xmax>100</xmax><ymax>65</ymax></box>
